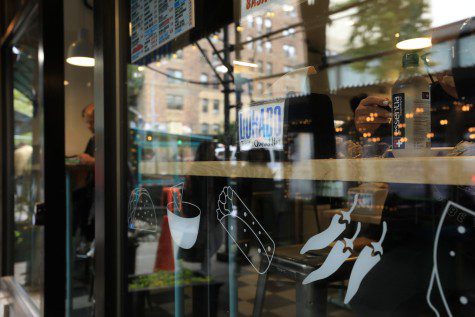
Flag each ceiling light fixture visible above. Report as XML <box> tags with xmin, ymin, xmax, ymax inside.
<box><xmin>396</xmin><ymin>36</ymin><xmax>432</xmax><ymax>50</ymax></box>
<box><xmin>216</xmin><ymin>65</ymin><xmax>228</xmax><ymax>73</ymax></box>
<box><xmin>66</xmin><ymin>28</ymin><xmax>94</xmax><ymax>67</ymax></box>
<box><xmin>233</xmin><ymin>60</ymin><xmax>258</xmax><ymax>68</ymax></box>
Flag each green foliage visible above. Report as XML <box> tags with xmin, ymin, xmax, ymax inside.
<box><xmin>15</xmin><ymin>230</ymin><xmax>23</xmax><ymax>245</ymax></box>
<box><xmin>129</xmin><ymin>268</ymin><xmax>211</xmax><ymax>290</ymax></box>
<box><xmin>343</xmin><ymin>0</ymin><xmax>431</xmax><ymax>80</ymax></box>
<box><xmin>14</xmin><ymin>89</ymin><xmax>33</xmax><ymax>117</ymax></box>
<box><xmin>127</xmin><ymin>65</ymin><xmax>145</xmax><ymax>108</ymax></box>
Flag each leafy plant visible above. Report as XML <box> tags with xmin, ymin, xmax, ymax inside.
<box><xmin>129</xmin><ymin>268</ymin><xmax>211</xmax><ymax>291</ymax></box>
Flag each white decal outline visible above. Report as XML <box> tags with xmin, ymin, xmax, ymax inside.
<box><xmin>426</xmin><ymin>201</ymin><xmax>474</xmax><ymax>317</ymax></box>
<box><xmin>216</xmin><ymin>186</ymin><xmax>275</xmax><ymax>274</ymax></box>
<box><xmin>128</xmin><ymin>187</ymin><xmax>158</xmax><ymax>233</ymax></box>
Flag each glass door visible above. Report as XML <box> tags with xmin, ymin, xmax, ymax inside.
<box><xmin>1</xmin><ymin>1</ymin><xmax>67</xmax><ymax>315</ymax></box>
<box><xmin>10</xmin><ymin>7</ymin><xmax>44</xmax><ymax>311</ymax></box>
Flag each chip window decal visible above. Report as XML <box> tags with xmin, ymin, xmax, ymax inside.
<box><xmin>164</xmin><ymin>182</ymin><xmax>201</xmax><ymax>250</ymax></box>
<box><xmin>167</xmin><ymin>199</ymin><xmax>201</xmax><ymax>250</ymax></box>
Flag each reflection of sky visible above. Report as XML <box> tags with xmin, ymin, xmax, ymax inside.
<box><xmin>325</xmin><ymin>0</ymin><xmax>475</xmax><ymax>91</ymax></box>
<box><xmin>430</xmin><ymin>0</ymin><xmax>475</xmax><ymax>28</ymax></box>
<box><xmin>327</xmin><ymin>40</ymin><xmax>462</xmax><ymax>91</ymax></box>
<box><xmin>326</xmin><ymin>0</ymin><xmax>475</xmax><ymax>55</ymax></box>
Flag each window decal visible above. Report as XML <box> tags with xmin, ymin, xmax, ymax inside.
<box><xmin>426</xmin><ymin>201</ymin><xmax>474</xmax><ymax>317</ymax></box>
<box><xmin>164</xmin><ymin>182</ymin><xmax>201</xmax><ymax>250</ymax></box>
<box><xmin>303</xmin><ymin>222</ymin><xmax>362</xmax><ymax>285</ymax></box>
<box><xmin>128</xmin><ymin>187</ymin><xmax>158</xmax><ymax>232</ymax></box>
<box><xmin>344</xmin><ymin>221</ymin><xmax>388</xmax><ymax>303</ymax></box>
<box><xmin>167</xmin><ymin>200</ymin><xmax>201</xmax><ymax>250</ymax></box>
<box><xmin>217</xmin><ymin>186</ymin><xmax>275</xmax><ymax>274</ymax></box>
<box><xmin>300</xmin><ymin>194</ymin><xmax>359</xmax><ymax>254</ymax></box>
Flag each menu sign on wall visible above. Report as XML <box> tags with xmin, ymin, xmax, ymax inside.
<box><xmin>131</xmin><ymin>0</ymin><xmax>195</xmax><ymax>63</ymax></box>
<box><xmin>238</xmin><ymin>102</ymin><xmax>284</xmax><ymax>151</ymax></box>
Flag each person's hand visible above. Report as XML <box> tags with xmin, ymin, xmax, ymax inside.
<box><xmin>355</xmin><ymin>96</ymin><xmax>391</xmax><ymax>134</ymax></box>
<box><xmin>78</xmin><ymin>153</ymin><xmax>95</xmax><ymax>166</ymax></box>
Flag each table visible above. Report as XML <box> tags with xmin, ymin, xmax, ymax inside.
<box><xmin>253</xmin><ymin>244</ymin><xmax>358</xmax><ymax>317</ymax></box>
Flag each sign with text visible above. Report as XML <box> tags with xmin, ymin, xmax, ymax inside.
<box><xmin>241</xmin><ymin>0</ymin><xmax>276</xmax><ymax>17</ymax></box>
<box><xmin>238</xmin><ymin>102</ymin><xmax>284</xmax><ymax>151</ymax></box>
<box><xmin>392</xmin><ymin>93</ymin><xmax>406</xmax><ymax>149</ymax></box>
<box><xmin>241</xmin><ymin>0</ymin><xmax>302</xmax><ymax>18</ymax></box>
<box><xmin>131</xmin><ymin>0</ymin><xmax>195</xmax><ymax>63</ymax></box>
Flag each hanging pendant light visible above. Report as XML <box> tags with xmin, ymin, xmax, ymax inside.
<box><xmin>396</xmin><ymin>36</ymin><xmax>432</xmax><ymax>50</ymax></box>
<box><xmin>395</xmin><ymin>23</ymin><xmax>432</xmax><ymax>51</ymax></box>
<box><xmin>66</xmin><ymin>28</ymin><xmax>94</xmax><ymax>67</ymax></box>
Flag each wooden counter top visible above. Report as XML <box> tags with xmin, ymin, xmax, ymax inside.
<box><xmin>144</xmin><ymin>156</ymin><xmax>475</xmax><ymax>185</ymax></box>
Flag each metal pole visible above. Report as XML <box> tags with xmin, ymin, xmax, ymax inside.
<box><xmin>234</xmin><ymin>23</ymin><xmax>242</xmax><ymax>153</ymax></box>
<box><xmin>223</xmin><ymin>25</ymin><xmax>231</xmax><ymax>160</ymax></box>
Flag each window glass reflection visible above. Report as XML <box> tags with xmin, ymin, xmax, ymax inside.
<box><xmin>125</xmin><ymin>0</ymin><xmax>475</xmax><ymax>316</ymax></box>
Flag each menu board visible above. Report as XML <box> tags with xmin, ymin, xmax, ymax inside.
<box><xmin>238</xmin><ymin>102</ymin><xmax>284</xmax><ymax>151</ymax></box>
<box><xmin>131</xmin><ymin>0</ymin><xmax>195</xmax><ymax>63</ymax></box>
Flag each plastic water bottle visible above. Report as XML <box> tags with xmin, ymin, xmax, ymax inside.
<box><xmin>391</xmin><ymin>52</ymin><xmax>431</xmax><ymax>157</ymax></box>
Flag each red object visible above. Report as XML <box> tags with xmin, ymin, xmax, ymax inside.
<box><xmin>161</xmin><ymin>187</ymin><xmax>182</xmax><ymax>212</ymax></box>
<box><xmin>154</xmin><ymin>215</ymin><xmax>174</xmax><ymax>271</ymax></box>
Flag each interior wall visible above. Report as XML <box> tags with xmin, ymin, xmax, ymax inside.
<box><xmin>64</xmin><ymin>0</ymin><xmax>94</xmax><ymax>156</ymax></box>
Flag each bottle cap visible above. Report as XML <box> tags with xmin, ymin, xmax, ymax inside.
<box><xmin>402</xmin><ymin>52</ymin><xmax>420</xmax><ymax>68</ymax></box>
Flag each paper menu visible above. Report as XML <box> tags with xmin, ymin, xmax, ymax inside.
<box><xmin>131</xmin><ymin>0</ymin><xmax>194</xmax><ymax>63</ymax></box>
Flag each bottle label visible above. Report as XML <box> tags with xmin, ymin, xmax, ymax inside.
<box><xmin>413</xmin><ymin>95</ymin><xmax>431</xmax><ymax>149</ymax></box>
<box><xmin>392</xmin><ymin>93</ymin><xmax>405</xmax><ymax>149</ymax></box>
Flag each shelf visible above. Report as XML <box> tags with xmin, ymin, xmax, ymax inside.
<box><xmin>148</xmin><ymin>156</ymin><xmax>475</xmax><ymax>185</ymax></box>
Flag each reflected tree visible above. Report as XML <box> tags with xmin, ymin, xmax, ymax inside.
<box><xmin>343</xmin><ymin>0</ymin><xmax>431</xmax><ymax>80</ymax></box>
<box><xmin>127</xmin><ymin>65</ymin><xmax>145</xmax><ymax>108</ymax></box>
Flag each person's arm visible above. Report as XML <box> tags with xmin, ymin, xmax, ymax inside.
<box><xmin>355</xmin><ymin>96</ymin><xmax>391</xmax><ymax>134</ymax></box>
<box><xmin>77</xmin><ymin>153</ymin><xmax>95</xmax><ymax>166</ymax></box>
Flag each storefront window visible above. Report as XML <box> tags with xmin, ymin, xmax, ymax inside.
<box><xmin>125</xmin><ymin>0</ymin><xmax>475</xmax><ymax>316</ymax></box>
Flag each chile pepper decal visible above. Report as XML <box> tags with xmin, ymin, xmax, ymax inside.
<box><xmin>303</xmin><ymin>222</ymin><xmax>362</xmax><ymax>285</ymax></box>
<box><xmin>300</xmin><ymin>194</ymin><xmax>359</xmax><ymax>254</ymax></box>
<box><xmin>344</xmin><ymin>221</ymin><xmax>388</xmax><ymax>304</ymax></box>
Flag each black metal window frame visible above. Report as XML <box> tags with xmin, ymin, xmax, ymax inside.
<box><xmin>93</xmin><ymin>0</ymin><xmax>129</xmax><ymax>315</ymax></box>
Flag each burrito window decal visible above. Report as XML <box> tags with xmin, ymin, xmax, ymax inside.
<box><xmin>217</xmin><ymin>186</ymin><xmax>275</xmax><ymax>274</ymax></box>
<box><xmin>128</xmin><ymin>187</ymin><xmax>158</xmax><ymax>232</ymax></box>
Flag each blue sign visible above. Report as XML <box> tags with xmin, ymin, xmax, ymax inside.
<box><xmin>238</xmin><ymin>102</ymin><xmax>284</xmax><ymax>151</ymax></box>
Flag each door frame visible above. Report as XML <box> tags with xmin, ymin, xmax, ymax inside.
<box><xmin>93</xmin><ymin>0</ymin><xmax>129</xmax><ymax>315</ymax></box>
<box><xmin>0</xmin><ymin>0</ymin><xmax>66</xmax><ymax>315</ymax></box>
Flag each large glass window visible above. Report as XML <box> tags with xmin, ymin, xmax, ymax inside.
<box><xmin>166</xmin><ymin>95</ymin><xmax>184</xmax><ymax>110</ymax></box>
<box><xmin>167</xmin><ymin>69</ymin><xmax>184</xmax><ymax>84</ymax></box>
<box><xmin>124</xmin><ymin>0</ymin><xmax>475</xmax><ymax>316</ymax></box>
